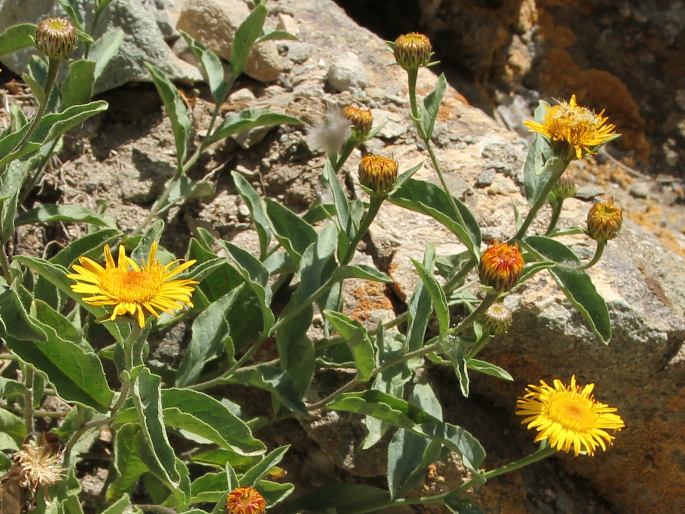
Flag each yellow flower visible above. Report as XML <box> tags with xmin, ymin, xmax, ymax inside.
<box><xmin>226</xmin><ymin>486</ymin><xmax>266</xmax><ymax>514</ymax></box>
<box><xmin>342</xmin><ymin>105</ymin><xmax>373</xmax><ymax>138</ymax></box>
<box><xmin>68</xmin><ymin>243</ymin><xmax>197</xmax><ymax>327</ymax></box>
<box><xmin>587</xmin><ymin>198</ymin><xmax>623</xmax><ymax>241</ymax></box>
<box><xmin>516</xmin><ymin>375</ymin><xmax>625</xmax><ymax>456</ymax></box>
<box><xmin>393</xmin><ymin>32</ymin><xmax>433</xmax><ymax>70</ymax></box>
<box><xmin>35</xmin><ymin>17</ymin><xmax>78</xmax><ymax>59</ymax></box>
<box><xmin>358</xmin><ymin>154</ymin><xmax>399</xmax><ymax>194</ymax></box>
<box><xmin>523</xmin><ymin>95</ymin><xmax>617</xmax><ymax>160</ymax></box>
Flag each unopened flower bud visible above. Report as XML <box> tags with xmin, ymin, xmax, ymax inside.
<box><xmin>483</xmin><ymin>302</ymin><xmax>513</xmax><ymax>334</ymax></box>
<box><xmin>479</xmin><ymin>242</ymin><xmax>524</xmax><ymax>292</ymax></box>
<box><xmin>552</xmin><ymin>171</ymin><xmax>576</xmax><ymax>201</ymax></box>
<box><xmin>393</xmin><ymin>32</ymin><xmax>432</xmax><ymax>70</ymax></box>
<box><xmin>35</xmin><ymin>17</ymin><xmax>78</xmax><ymax>59</ymax></box>
<box><xmin>587</xmin><ymin>198</ymin><xmax>622</xmax><ymax>241</ymax></box>
<box><xmin>342</xmin><ymin>105</ymin><xmax>373</xmax><ymax>139</ymax></box>
<box><xmin>358</xmin><ymin>154</ymin><xmax>399</xmax><ymax>195</ymax></box>
<box><xmin>227</xmin><ymin>486</ymin><xmax>266</xmax><ymax>514</ymax></box>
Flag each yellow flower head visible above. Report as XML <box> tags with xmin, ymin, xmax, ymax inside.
<box><xmin>226</xmin><ymin>486</ymin><xmax>266</xmax><ymax>514</ymax></box>
<box><xmin>393</xmin><ymin>32</ymin><xmax>432</xmax><ymax>70</ymax></box>
<box><xmin>516</xmin><ymin>375</ymin><xmax>625</xmax><ymax>456</ymax></box>
<box><xmin>358</xmin><ymin>154</ymin><xmax>399</xmax><ymax>195</ymax></box>
<box><xmin>587</xmin><ymin>198</ymin><xmax>623</xmax><ymax>241</ymax></box>
<box><xmin>478</xmin><ymin>242</ymin><xmax>524</xmax><ymax>292</ymax></box>
<box><xmin>35</xmin><ymin>17</ymin><xmax>78</xmax><ymax>59</ymax></box>
<box><xmin>68</xmin><ymin>243</ymin><xmax>197</xmax><ymax>328</ymax></box>
<box><xmin>342</xmin><ymin>105</ymin><xmax>373</xmax><ymax>139</ymax></box>
<box><xmin>523</xmin><ymin>95</ymin><xmax>617</xmax><ymax>160</ymax></box>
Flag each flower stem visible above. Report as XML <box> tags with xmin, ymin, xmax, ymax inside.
<box><xmin>510</xmin><ymin>160</ymin><xmax>568</xmax><ymax>242</ymax></box>
<box><xmin>545</xmin><ymin>198</ymin><xmax>564</xmax><ymax>235</ymax></box>
<box><xmin>407</xmin><ymin>68</ymin><xmax>419</xmax><ymax>120</ymax></box>
<box><xmin>578</xmin><ymin>239</ymin><xmax>606</xmax><ymax>270</ymax></box>
<box><xmin>12</xmin><ymin>57</ymin><xmax>61</xmax><ymax>154</ymax></box>
<box><xmin>23</xmin><ymin>366</ymin><xmax>34</xmax><ymax>435</ymax></box>
<box><xmin>481</xmin><ymin>445</ymin><xmax>557</xmax><ymax>481</ymax></box>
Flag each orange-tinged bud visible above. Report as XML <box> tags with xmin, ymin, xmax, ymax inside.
<box><xmin>358</xmin><ymin>154</ymin><xmax>399</xmax><ymax>195</ymax></box>
<box><xmin>342</xmin><ymin>105</ymin><xmax>373</xmax><ymax>139</ymax></box>
<box><xmin>479</xmin><ymin>242</ymin><xmax>524</xmax><ymax>292</ymax></box>
<box><xmin>551</xmin><ymin>171</ymin><xmax>576</xmax><ymax>201</ymax></box>
<box><xmin>587</xmin><ymin>198</ymin><xmax>622</xmax><ymax>241</ymax></box>
<box><xmin>393</xmin><ymin>32</ymin><xmax>432</xmax><ymax>70</ymax></box>
<box><xmin>227</xmin><ymin>486</ymin><xmax>266</xmax><ymax>514</ymax></box>
<box><xmin>35</xmin><ymin>17</ymin><xmax>77</xmax><ymax>59</ymax></box>
<box><xmin>483</xmin><ymin>302</ymin><xmax>513</xmax><ymax>334</ymax></box>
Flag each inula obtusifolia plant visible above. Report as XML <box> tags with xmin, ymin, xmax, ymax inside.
<box><xmin>0</xmin><ymin>2</ymin><xmax>625</xmax><ymax>513</ymax></box>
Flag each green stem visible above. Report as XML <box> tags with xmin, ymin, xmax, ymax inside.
<box><xmin>122</xmin><ymin>324</ymin><xmax>144</xmax><ymax>371</ymax></box>
<box><xmin>481</xmin><ymin>445</ymin><xmax>556</xmax><ymax>481</ymax></box>
<box><xmin>547</xmin><ymin>226</ymin><xmax>586</xmax><ymax>237</ymax></box>
<box><xmin>0</xmin><ymin>242</ymin><xmax>14</xmax><ymax>284</ymax></box>
<box><xmin>465</xmin><ymin>332</ymin><xmax>491</xmax><ymax>360</ymax></box>
<box><xmin>424</xmin><ymin>138</ymin><xmax>465</xmax><ymax>228</ymax></box>
<box><xmin>578</xmin><ymin>239</ymin><xmax>606</xmax><ymax>270</ymax></box>
<box><xmin>407</xmin><ymin>68</ymin><xmax>419</xmax><ymax>120</ymax></box>
<box><xmin>443</xmin><ymin>258</ymin><xmax>477</xmax><ymax>294</ymax></box>
<box><xmin>545</xmin><ymin>199</ymin><xmax>564</xmax><ymax>235</ymax></box>
<box><xmin>135</xmin><ymin>505</ymin><xmax>177</xmax><ymax>514</ymax></box>
<box><xmin>510</xmin><ymin>160</ymin><xmax>568</xmax><ymax>242</ymax></box>
<box><xmin>12</xmin><ymin>58</ymin><xmax>61</xmax><ymax>154</ymax></box>
<box><xmin>23</xmin><ymin>366</ymin><xmax>34</xmax><ymax>435</ymax></box>
<box><xmin>450</xmin><ymin>292</ymin><xmax>497</xmax><ymax>338</ymax></box>
<box><xmin>334</xmin><ymin>138</ymin><xmax>357</xmax><ymax>172</ymax></box>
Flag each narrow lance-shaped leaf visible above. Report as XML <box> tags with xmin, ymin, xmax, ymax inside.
<box><xmin>412</xmin><ymin>258</ymin><xmax>449</xmax><ymax>335</ymax></box>
<box><xmin>145</xmin><ymin>63</ymin><xmax>191</xmax><ymax>173</ymax></box>
<box><xmin>181</xmin><ymin>32</ymin><xmax>227</xmax><ymax>103</ymax></box>
<box><xmin>231</xmin><ymin>4</ymin><xmax>267</xmax><ymax>78</ymax></box>
<box><xmin>206</xmin><ymin>108</ymin><xmax>302</xmax><ymax>145</ymax></box>
<box><xmin>15</xmin><ymin>204</ymin><xmax>115</xmax><ymax>228</ymax></box>
<box><xmin>420</xmin><ymin>73</ymin><xmax>446</xmax><ymax>139</ymax></box>
<box><xmin>90</xmin><ymin>28</ymin><xmax>125</xmax><ymax>83</ymax></box>
<box><xmin>323</xmin><ymin>311</ymin><xmax>376</xmax><ymax>381</ymax></box>
<box><xmin>405</xmin><ymin>245</ymin><xmax>435</xmax><ymax>351</ymax></box>
<box><xmin>231</xmin><ymin>171</ymin><xmax>271</xmax><ymax>259</ymax></box>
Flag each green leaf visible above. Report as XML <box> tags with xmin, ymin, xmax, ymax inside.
<box><xmin>15</xmin><ymin>204</ymin><xmax>115</xmax><ymax>228</ymax></box>
<box><xmin>256</xmin><ymin>29</ymin><xmax>298</xmax><ymax>44</ymax></box>
<box><xmin>0</xmin><ymin>100</ymin><xmax>108</xmax><ymax>169</ymax></box>
<box><xmin>231</xmin><ymin>5</ymin><xmax>267</xmax><ymax>78</ymax></box>
<box><xmin>101</xmin><ymin>494</ymin><xmax>134</xmax><ymax>514</ymax></box>
<box><xmin>0</xmin><ymin>290</ymin><xmax>114</xmax><ymax>411</ymax></box>
<box><xmin>323</xmin><ymin>311</ymin><xmax>376</xmax><ymax>380</ymax></box>
<box><xmin>0</xmin><ymin>160</ymin><xmax>31</xmax><ymax>243</ymax></box>
<box><xmin>467</xmin><ymin>358</ymin><xmax>513</xmax><ymax>381</ymax></box>
<box><xmin>22</xmin><ymin>72</ymin><xmax>46</xmax><ymax>106</ymax></box>
<box><xmin>390</xmin><ymin>179</ymin><xmax>481</xmax><ymax>258</ymax></box>
<box><xmin>156</xmin><ymin>175</ymin><xmax>215</xmax><ymax>215</ymax></box>
<box><xmin>388</xmin><ymin>382</ymin><xmax>443</xmax><ymax>499</ymax></box>
<box><xmin>265</xmin><ymin>199</ymin><xmax>316</xmax><ymax>262</ymax></box>
<box><xmin>524</xmin><ymin>236</ymin><xmax>611</xmax><ymax>342</ymax></box>
<box><xmin>444</xmin><ymin>337</ymin><xmax>469</xmax><ymax>397</ymax></box>
<box><xmin>420</xmin><ymin>73</ymin><xmax>446</xmax><ymax>139</ymax></box>
<box><xmin>145</xmin><ymin>62</ymin><xmax>191</xmax><ymax>173</ymax></box>
<box><xmin>132</xmin><ymin>368</ymin><xmax>181</xmax><ymax>487</ymax></box>
<box><xmin>181</xmin><ymin>32</ymin><xmax>227</xmax><ymax>103</ymax></box>
<box><xmin>58</xmin><ymin>0</ymin><xmax>84</xmax><ymax>30</ymax></box>
<box><xmin>107</xmin><ymin>424</ymin><xmax>148</xmax><ymax>500</ymax></box>
<box><xmin>206</xmin><ymin>108</ymin><xmax>302</xmax><ymax>145</ymax></box>
<box><xmin>444</xmin><ymin>496</ymin><xmax>485</xmax><ymax>514</ymax></box>
<box><xmin>406</xmin><ymin>246</ymin><xmax>435</xmax><ymax>351</ymax></box>
<box><xmin>226</xmin><ymin>365</ymin><xmax>307</xmax><ymax>416</ymax></box>
<box><xmin>412</xmin><ymin>256</ymin><xmax>449</xmax><ymax>335</ymax></box>
<box><xmin>96</xmin><ymin>0</ymin><xmax>116</xmax><ymax>15</ymax></box>
<box><xmin>523</xmin><ymin>101</ymin><xmax>555</xmax><ymax>205</ymax></box>
<box><xmin>176</xmin><ymin>291</ymin><xmax>237</xmax><ymax>386</ymax></box>
<box><xmin>231</xmin><ymin>171</ymin><xmax>271</xmax><ymax>259</ymax></box>
<box><xmin>239</xmin><ymin>445</ymin><xmax>289</xmax><ymax>486</ymax></box>
<box><xmin>0</xmin><ymin>408</ymin><xmax>26</xmax><ymax>444</ymax></box>
<box><xmin>285</xmin><ymin>484</ymin><xmax>389</xmax><ymax>514</ymax></box>
<box><xmin>331</xmin><ymin>264</ymin><xmax>392</xmax><ymax>284</ymax></box>
<box><xmin>322</xmin><ymin>158</ymin><xmax>352</xmax><ymax>247</ymax></box>
<box><xmin>329</xmin><ymin>390</ymin><xmax>486</xmax><ymax>471</ymax></box>
<box><xmin>89</xmin><ymin>28</ymin><xmax>125</xmax><ymax>83</ymax></box>
<box><xmin>0</xmin><ymin>23</ymin><xmax>36</xmax><ymax>55</ymax></box>
<box><xmin>50</xmin><ymin>228</ymin><xmax>121</xmax><ymax>267</ymax></box>
<box><xmin>159</xmin><ymin>388</ymin><xmax>265</xmax><ymax>455</ymax></box>
<box><xmin>391</xmin><ymin>161</ymin><xmax>424</xmax><ymax>194</ymax></box>
<box><xmin>62</xmin><ymin>59</ymin><xmax>96</xmax><ymax>108</ymax></box>
<box><xmin>131</xmin><ymin>219</ymin><xmax>164</xmax><ymax>263</ymax></box>
<box><xmin>190</xmin><ymin>471</ymin><xmax>226</xmax><ymax>503</ymax></box>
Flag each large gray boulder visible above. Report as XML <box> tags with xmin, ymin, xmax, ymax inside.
<box><xmin>0</xmin><ymin>0</ymin><xmax>201</xmax><ymax>92</ymax></box>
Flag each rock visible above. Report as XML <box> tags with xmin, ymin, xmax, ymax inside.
<box><xmin>176</xmin><ymin>0</ymin><xmax>288</xmax><ymax>83</ymax></box>
<box><xmin>276</xmin><ymin>12</ymin><xmax>299</xmax><ymax>36</ymax></box>
<box><xmin>282</xmin><ymin>41</ymin><xmax>313</xmax><ymax>64</ymax></box>
<box><xmin>476</xmin><ymin>168</ymin><xmax>496</xmax><ymax>187</ymax></box>
<box><xmin>629</xmin><ymin>182</ymin><xmax>650</xmax><ymax>199</ymax></box>
<box><xmin>0</xmin><ymin>0</ymin><xmax>201</xmax><ymax>92</ymax></box>
<box><xmin>326</xmin><ymin>51</ymin><xmax>368</xmax><ymax>92</ymax></box>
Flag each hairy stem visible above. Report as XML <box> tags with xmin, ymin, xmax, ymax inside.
<box><xmin>23</xmin><ymin>366</ymin><xmax>34</xmax><ymax>435</ymax></box>
<box><xmin>545</xmin><ymin>199</ymin><xmax>564</xmax><ymax>235</ymax></box>
<box><xmin>578</xmin><ymin>239</ymin><xmax>606</xmax><ymax>270</ymax></box>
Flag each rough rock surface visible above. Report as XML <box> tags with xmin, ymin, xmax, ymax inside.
<box><xmin>0</xmin><ymin>0</ymin><xmax>201</xmax><ymax>92</ymax></box>
<box><xmin>414</xmin><ymin>0</ymin><xmax>685</xmax><ymax>176</ymax></box>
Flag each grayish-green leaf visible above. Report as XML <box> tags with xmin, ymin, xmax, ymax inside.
<box><xmin>331</xmin><ymin>264</ymin><xmax>392</xmax><ymax>284</ymax></box>
<box><xmin>266</xmin><ymin>199</ymin><xmax>317</xmax><ymax>261</ymax></box>
<box><xmin>206</xmin><ymin>108</ymin><xmax>302</xmax><ymax>145</ymax></box>
<box><xmin>239</xmin><ymin>445</ymin><xmax>289</xmax><ymax>486</ymax></box>
<box><xmin>89</xmin><ymin>28</ymin><xmax>125</xmax><ymax>82</ymax></box>
<box><xmin>0</xmin><ymin>23</ymin><xmax>36</xmax><ymax>55</ymax></box>
<box><xmin>15</xmin><ymin>204</ymin><xmax>115</xmax><ymax>228</ymax></box>
<box><xmin>231</xmin><ymin>5</ymin><xmax>267</xmax><ymax>78</ymax></box>
<box><xmin>467</xmin><ymin>359</ymin><xmax>513</xmax><ymax>381</ymax></box>
<box><xmin>62</xmin><ymin>59</ymin><xmax>96</xmax><ymax>108</ymax></box>
<box><xmin>232</xmin><ymin>171</ymin><xmax>271</xmax><ymax>259</ymax></box>
<box><xmin>412</xmin><ymin>257</ymin><xmax>449</xmax><ymax>335</ymax></box>
<box><xmin>181</xmin><ymin>32</ymin><xmax>227</xmax><ymax>103</ymax></box>
<box><xmin>420</xmin><ymin>73</ymin><xmax>446</xmax><ymax>139</ymax></box>
<box><xmin>323</xmin><ymin>311</ymin><xmax>376</xmax><ymax>380</ymax></box>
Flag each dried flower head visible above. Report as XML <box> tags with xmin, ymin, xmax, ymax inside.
<box><xmin>342</xmin><ymin>105</ymin><xmax>373</xmax><ymax>139</ymax></box>
<box><xmin>305</xmin><ymin>106</ymin><xmax>351</xmax><ymax>156</ymax></box>
<box><xmin>587</xmin><ymin>198</ymin><xmax>623</xmax><ymax>241</ymax></box>
<box><xmin>35</xmin><ymin>17</ymin><xmax>78</xmax><ymax>59</ymax></box>
<box><xmin>479</xmin><ymin>242</ymin><xmax>524</xmax><ymax>292</ymax></box>
<box><xmin>516</xmin><ymin>375</ymin><xmax>625</xmax><ymax>456</ymax></box>
<box><xmin>483</xmin><ymin>302</ymin><xmax>513</xmax><ymax>334</ymax></box>
<box><xmin>393</xmin><ymin>32</ymin><xmax>432</xmax><ymax>70</ymax></box>
<box><xmin>358</xmin><ymin>154</ymin><xmax>399</xmax><ymax>195</ymax></box>
<box><xmin>12</xmin><ymin>439</ymin><xmax>63</xmax><ymax>492</ymax></box>
<box><xmin>226</xmin><ymin>486</ymin><xmax>266</xmax><ymax>514</ymax></box>
<box><xmin>552</xmin><ymin>170</ymin><xmax>576</xmax><ymax>201</ymax></box>
<box><xmin>523</xmin><ymin>95</ymin><xmax>617</xmax><ymax>160</ymax></box>
<box><xmin>68</xmin><ymin>242</ymin><xmax>197</xmax><ymax>327</ymax></box>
